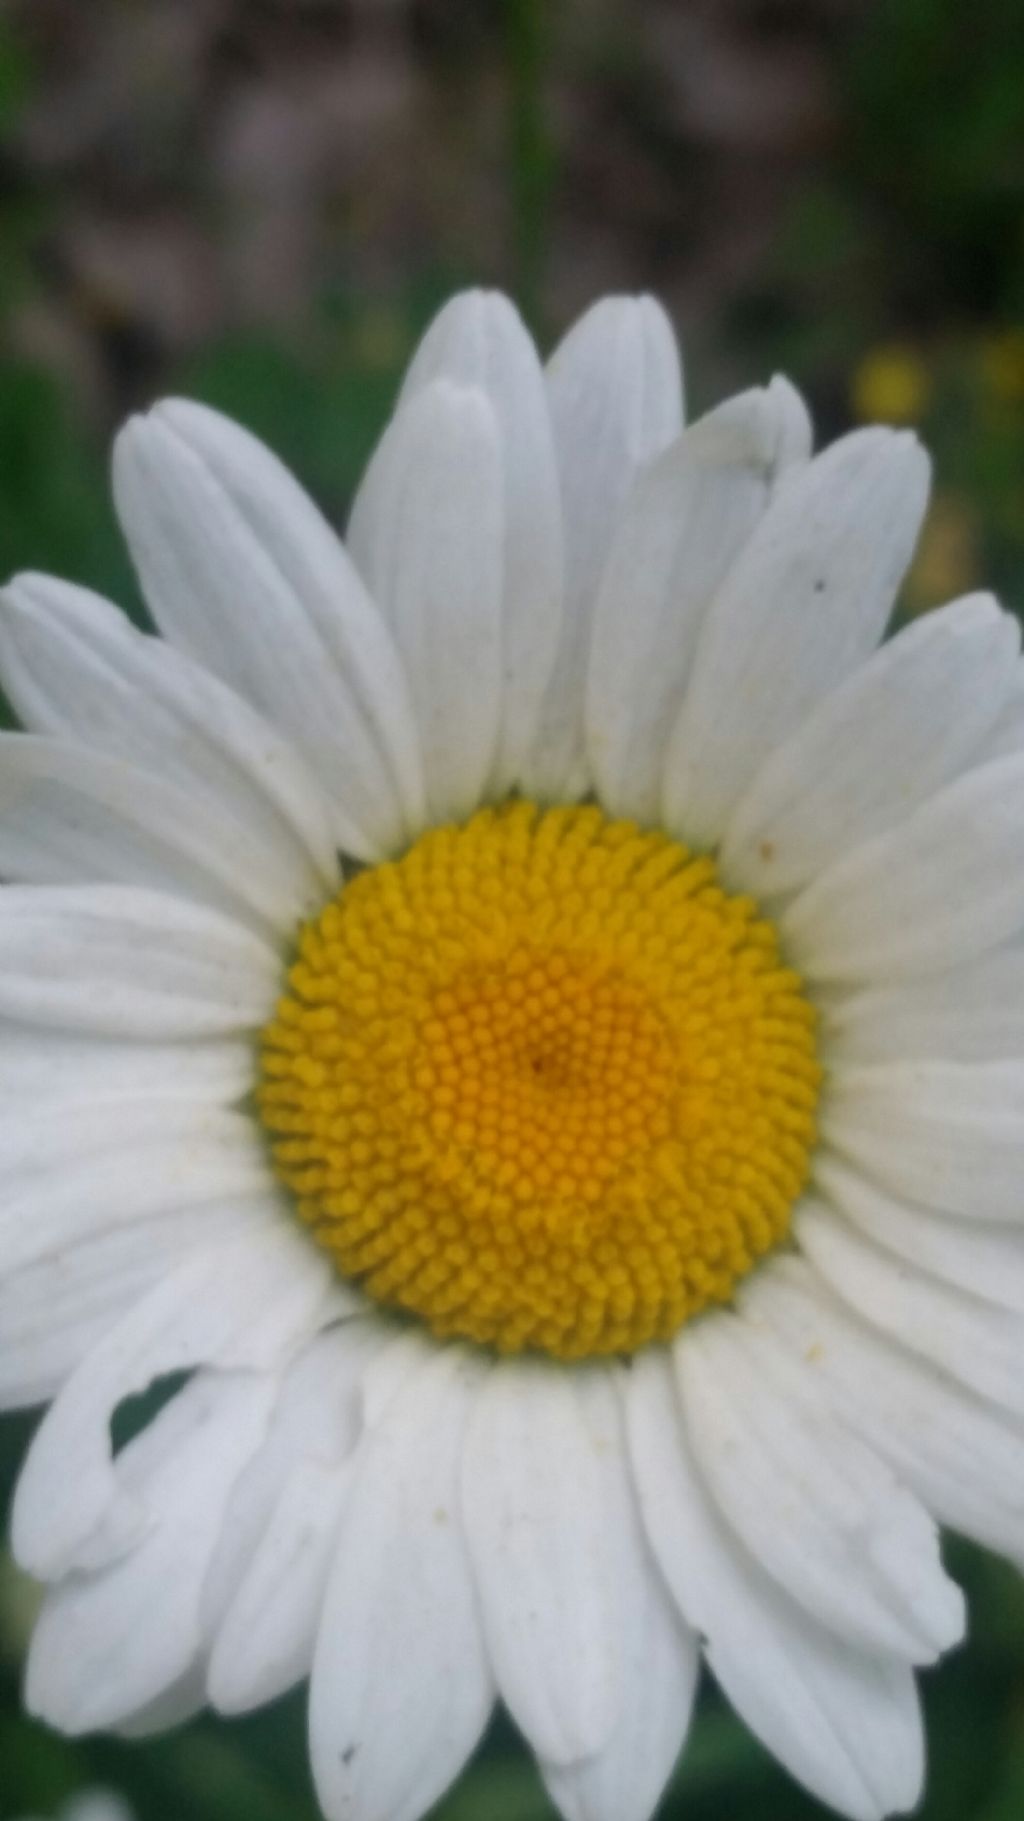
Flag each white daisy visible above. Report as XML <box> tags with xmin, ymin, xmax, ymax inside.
<box><xmin>1</xmin><ymin>287</ymin><xmax>1023</xmax><ymax>1821</ymax></box>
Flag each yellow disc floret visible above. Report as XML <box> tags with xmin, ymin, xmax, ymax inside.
<box><xmin>258</xmin><ymin>802</ymin><xmax>821</xmax><ymax>1360</ymax></box>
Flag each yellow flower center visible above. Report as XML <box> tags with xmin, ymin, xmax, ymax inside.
<box><xmin>258</xmin><ymin>802</ymin><xmax>821</xmax><ymax>1360</ymax></box>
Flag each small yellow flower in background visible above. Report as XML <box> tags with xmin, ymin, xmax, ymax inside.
<box><xmin>851</xmin><ymin>343</ymin><xmax>932</xmax><ymax>425</ymax></box>
<box><xmin>979</xmin><ymin>327</ymin><xmax>1024</xmax><ymax>404</ymax></box>
<box><xmin>904</xmin><ymin>489</ymin><xmax>981</xmax><ymax>613</ymax></box>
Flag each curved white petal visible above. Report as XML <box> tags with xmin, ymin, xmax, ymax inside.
<box><xmin>587</xmin><ymin>379</ymin><xmax>810</xmax><ymax>823</ymax></box>
<box><xmin>675</xmin><ymin>1313</ymin><xmax>962</xmax><ymax>1662</ymax></box>
<box><xmin>663</xmin><ymin>428</ymin><xmax>930</xmax><ymax>847</ymax></box>
<box><xmin>798</xmin><ymin>1198</ymin><xmax>1024</xmax><ymax>1418</ymax></box>
<box><xmin>823</xmin><ymin>945</ymin><xmax>1024</xmax><ymax>1065</ymax></box>
<box><xmin>0</xmin><ymin>884</ymin><xmax>277</xmax><ymax>1036</ymax></box>
<box><xmin>26</xmin><ymin>1370</ymin><xmax>274</xmax><ymax>1734</ymax></box>
<box><xmin>374</xmin><ymin>289</ymin><xmax>564</xmax><ymax>793</ymax></box>
<box><xmin>11</xmin><ymin>1221</ymin><xmax>333</xmax><ymax>1579</ymax></box>
<box><xmin>345</xmin><ymin>379</ymin><xmax>504</xmax><ymax>824</ymax></box>
<box><xmin>541</xmin><ymin>1370</ymin><xmax>698</xmax><ymax>1821</ymax></box>
<box><xmin>817</xmin><ymin>1153</ymin><xmax>1024</xmax><ymax>1314</ymax></box>
<box><xmin>783</xmin><ymin>753</ymin><xmax>1024</xmax><ymax>982</ymax></box>
<box><xmin>723</xmin><ymin>592</ymin><xmax>1018</xmax><ymax>898</ymax></box>
<box><xmin>112</xmin><ymin>401</ymin><xmax>425</xmax><ymax>856</ymax></box>
<box><xmin>0</xmin><ymin>573</ymin><xmax>340</xmax><ymax>888</ymax></box>
<box><xmin>204</xmin><ymin>1322</ymin><xmax>383</xmax><ymax>1713</ymax></box>
<box><xmin>822</xmin><ymin>1060</ymin><xmax>1024</xmax><ymax>1222</ymax></box>
<box><xmin>461</xmin><ymin>1359</ymin><xmax>623</xmax><ymax>1764</ymax></box>
<box><xmin>743</xmin><ymin>1256</ymin><xmax>1024</xmax><ymax>1571</ymax></box>
<box><xmin>626</xmin><ymin>1352</ymin><xmax>925</xmax><ymax>1821</ymax></box>
<box><xmin>310</xmin><ymin>1347</ymin><xmax>493</xmax><ymax>1821</ymax></box>
<box><xmin>0</xmin><ymin>1200</ymin><xmax>259</xmax><ymax>1411</ymax></box>
<box><xmin>525</xmin><ymin>295</ymin><xmax>684</xmax><ymax>800</ymax></box>
<box><xmin>0</xmin><ymin>733</ymin><xmax>318</xmax><ymax>940</ymax></box>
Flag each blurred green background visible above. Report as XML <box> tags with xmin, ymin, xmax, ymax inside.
<box><xmin>2</xmin><ymin>1</ymin><xmax>1024</xmax><ymax>1818</ymax></box>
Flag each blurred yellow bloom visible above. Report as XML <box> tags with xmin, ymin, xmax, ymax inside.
<box><xmin>979</xmin><ymin>328</ymin><xmax>1024</xmax><ymax>403</ymax></box>
<box><xmin>851</xmin><ymin>343</ymin><xmax>932</xmax><ymax>425</ymax></box>
<box><xmin>905</xmin><ymin>490</ymin><xmax>980</xmax><ymax>611</ymax></box>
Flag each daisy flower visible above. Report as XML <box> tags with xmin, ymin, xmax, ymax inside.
<box><xmin>2</xmin><ymin>289</ymin><xmax>1023</xmax><ymax>1821</ymax></box>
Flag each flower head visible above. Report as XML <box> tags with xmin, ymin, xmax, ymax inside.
<box><xmin>2</xmin><ymin>288</ymin><xmax>1023</xmax><ymax>1821</ymax></box>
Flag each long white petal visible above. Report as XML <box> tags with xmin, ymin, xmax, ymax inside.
<box><xmin>0</xmin><ymin>572</ymin><xmax>340</xmax><ymax>886</ymax></box>
<box><xmin>26</xmin><ymin>1371</ymin><xmax>274</xmax><ymax>1734</ymax></box>
<box><xmin>663</xmin><ymin>428</ymin><xmax>930</xmax><ymax>846</ymax></box>
<box><xmin>743</xmin><ymin>1256</ymin><xmax>1024</xmax><ymax>1570</ymax></box>
<box><xmin>310</xmin><ymin>1347</ymin><xmax>493</xmax><ymax>1821</ymax></box>
<box><xmin>526</xmin><ymin>295</ymin><xmax>683</xmax><ymax>800</ymax></box>
<box><xmin>541</xmin><ymin>1370</ymin><xmax>698</xmax><ymax>1821</ymax></box>
<box><xmin>816</xmin><ymin>1153</ymin><xmax>1024</xmax><ymax>1314</ymax></box>
<box><xmin>345</xmin><ymin>380</ymin><xmax>504</xmax><ymax>823</ymax></box>
<box><xmin>0</xmin><ymin>733</ymin><xmax>318</xmax><ymax>940</ymax></box>
<box><xmin>0</xmin><ymin>1102</ymin><xmax>270</xmax><ymax>1274</ymax></box>
<box><xmin>0</xmin><ymin>884</ymin><xmax>277</xmax><ymax>1036</ymax></box>
<box><xmin>783</xmin><ymin>753</ymin><xmax>1024</xmax><ymax>982</ymax></box>
<box><xmin>461</xmin><ymin>1359</ymin><xmax>623</xmax><ymax>1763</ymax></box>
<box><xmin>823</xmin><ymin>946</ymin><xmax>1024</xmax><ymax>1064</ymax></box>
<box><xmin>723</xmin><ymin>592</ymin><xmax>1018</xmax><ymax>897</ymax></box>
<box><xmin>374</xmin><ymin>289</ymin><xmax>564</xmax><ymax>792</ymax></box>
<box><xmin>675</xmin><ymin>1313</ymin><xmax>962</xmax><ymax>1662</ymax></box>
<box><xmin>0</xmin><ymin>1026</ymin><xmax>252</xmax><ymax>1106</ymax></box>
<box><xmin>626</xmin><ymin>1352</ymin><xmax>925</xmax><ymax>1821</ymax></box>
<box><xmin>11</xmin><ymin>1222</ymin><xmax>332</xmax><ymax>1579</ymax></box>
<box><xmin>113</xmin><ymin>402</ymin><xmax>425</xmax><ymax>855</ymax></box>
<box><xmin>822</xmin><ymin>1060</ymin><xmax>1024</xmax><ymax>1221</ymax></box>
<box><xmin>798</xmin><ymin>1198</ymin><xmax>1024</xmax><ymax>1417</ymax></box>
<box><xmin>587</xmin><ymin>380</ymin><xmax>809</xmax><ymax>823</ymax></box>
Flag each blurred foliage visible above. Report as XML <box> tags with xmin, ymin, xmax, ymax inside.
<box><xmin>2</xmin><ymin>1</ymin><xmax>1024</xmax><ymax>1819</ymax></box>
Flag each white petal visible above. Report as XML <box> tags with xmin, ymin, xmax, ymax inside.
<box><xmin>11</xmin><ymin>1221</ymin><xmax>332</xmax><ymax>1579</ymax></box>
<box><xmin>822</xmin><ymin>1060</ymin><xmax>1024</xmax><ymax>1221</ymax></box>
<box><xmin>722</xmin><ymin>592</ymin><xmax>1018</xmax><ymax>898</ymax></box>
<box><xmin>0</xmin><ymin>1102</ymin><xmax>270</xmax><ymax>1274</ymax></box>
<box><xmin>798</xmin><ymin>1197</ymin><xmax>1024</xmax><ymax>1418</ymax></box>
<box><xmin>113</xmin><ymin>401</ymin><xmax>425</xmax><ymax>856</ymax></box>
<box><xmin>0</xmin><ymin>1027</ymin><xmax>252</xmax><ymax>1105</ymax></box>
<box><xmin>0</xmin><ymin>884</ymin><xmax>276</xmax><ymax>1036</ymax></box>
<box><xmin>0</xmin><ymin>1200</ymin><xmax>258</xmax><ymax>1411</ymax></box>
<box><xmin>346</xmin><ymin>380</ymin><xmax>504</xmax><ymax>823</ymax></box>
<box><xmin>525</xmin><ymin>295</ymin><xmax>684</xmax><ymax>801</ymax></box>
<box><xmin>675</xmin><ymin>1312</ymin><xmax>963</xmax><ymax>1661</ymax></box>
<box><xmin>587</xmin><ymin>380</ymin><xmax>810</xmax><ymax>823</ymax></box>
<box><xmin>978</xmin><ymin>657</ymin><xmax>1024</xmax><ymax>760</ymax></box>
<box><xmin>783</xmin><ymin>753</ymin><xmax>1024</xmax><ymax>982</ymax></box>
<box><xmin>743</xmin><ymin>1256</ymin><xmax>1024</xmax><ymax>1571</ymax></box>
<box><xmin>626</xmin><ymin>1352</ymin><xmax>925</xmax><ymax>1821</ymax></box>
<box><xmin>663</xmin><ymin>429</ymin><xmax>930</xmax><ymax>846</ymax></box>
<box><xmin>26</xmin><ymin>1370</ymin><xmax>274</xmax><ymax>1733</ymax></box>
<box><xmin>824</xmin><ymin>946</ymin><xmax>1024</xmax><ymax>1065</ymax></box>
<box><xmin>206</xmin><ymin>1322</ymin><xmax>383</xmax><ymax>1711</ymax></box>
<box><xmin>461</xmin><ymin>1359</ymin><xmax>623</xmax><ymax>1763</ymax></box>
<box><xmin>816</xmin><ymin>1152</ymin><xmax>1024</xmax><ymax>1314</ymax></box>
<box><xmin>310</xmin><ymin>1347</ymin><xmax>493</xmax><ymax>1821</ymax></box>
<box><xmin>0</xmin><ymin>733</ymin><xmax>318</xmax><ymax>940</ymax></box>
<box><xmin>380</xmin><ymin>289</ymin><xmax>564</xmax><ymax>792</ymax></box>
<box><xmin>0</xmin><ymin>572</ymin><xmax>340</xmax><ymax>889</ymax></box>
<box><xmin>540</xmin><ymin>1370</ymin><xmax>698</xmax><ymax>1821</ymax></box>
